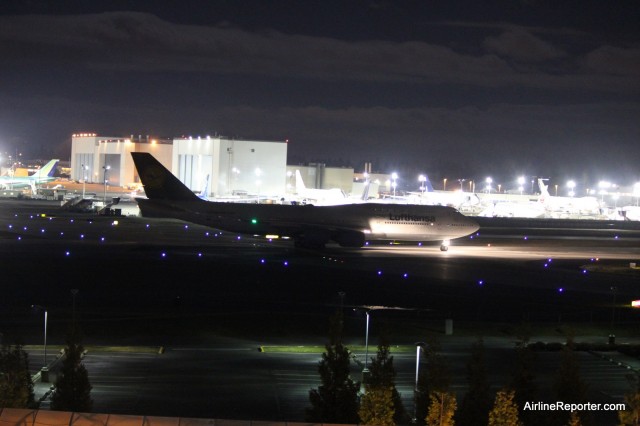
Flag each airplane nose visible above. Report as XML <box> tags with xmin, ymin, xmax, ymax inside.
<box><xmin>465</xmin><ymin>216</ymin><xmax>480</xmax><ymax>233</ymax></box>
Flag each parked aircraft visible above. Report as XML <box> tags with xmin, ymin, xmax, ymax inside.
<box><xmin>0</xmin><ymin>159</ymin><xmax>59</xmax><ymax>190</ymax></box>
<box><xmin>131</xmin><ymin>153</ymin><xmax>479</xmax><ymax>250</ymax></box>
<box><xmin>478</xmin><ymin>200</ymin><xmax>546</xmax><ymax>218</ymax></box>
<box><xmin>619</xmin><ymin>206</ymin><xmax>640</xmax><ymax>221</ymax></box>
<box><xmin>538</xmin><ymin>179</ymin><xmax>601</xmax><ymax>216</ymax></box>
<box><xmin>293</xmin><ymin>170</ymin><xmax>349</xmax><ymax>205</ymax></box>
<box><xmin>407</xmin><ymin>176</ymin><xmax>481</xmax><ymax>210</ymax></box>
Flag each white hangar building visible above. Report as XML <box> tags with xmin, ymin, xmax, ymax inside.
<box><xmin>70</xmin><ymin>134</ymin><xmax>288</xmax><ymax>198</ymax></box>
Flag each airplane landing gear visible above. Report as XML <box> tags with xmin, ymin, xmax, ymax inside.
<box><xmin>440</xmin><ymin>240</ymin><xmax>450</xmax><ymax>251</ymax></box>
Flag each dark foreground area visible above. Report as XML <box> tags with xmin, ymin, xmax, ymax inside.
<box><xmin>2</xmin><ymin>199</ymin><xmax>640</xmax><ymax>424</ymax></box>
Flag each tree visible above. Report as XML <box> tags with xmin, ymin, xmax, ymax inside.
<box><xmin>619</xmin><ymin>391</ymin><xmax>640</xmax><ymax>425</ymax></box>
<box><xmin>0</xmin><ymin>344</ymin><xmax>34</xmax><ymax>408</ymax></box>
<box><xmin>359</xmin><ymin>386</ymin><xmax>395</xmax><ymax>426</ymax></box>
<box><xmin>368</xmin><ymin>337</ymin><xmax>408</xmax><ymax>424</ymax></box>
<box><xmin>566</xmin><ymin>410</ymin><xmax>582</xmax><ymax>426</ymax></box>
<box><xmin>457</xmin><ymin>338</ymin><xmax>492</xmax><ymax>426</ymax></box>
<box><xmin>488</xmin><ymin>389</ymin><xmax>522</xmax><ymax>426</ymax></box>
<box><xmin>510</xmin><ymin>345</ymin><xmax>537</xmax><ymax>424</ymax></box>
<box><xmin>416</xmin><ymin>341</ymin><xmax>451</xmax><ymax>425</ymax></box>
<box><xmin>306</xmin><ymin>312</ymin><xmax>360</xmax><ymax>424</ymax></box>
<box><xmin>50</xmin><ymin>329</ymin><xmax>92</xmax><ymax>412</ymax></box>
<box><xmin>426</xmin><ymin>391</ymin><xmax>457</xmax><ymax>426</ymax></box>
<box><xmin>552</xmin><ymin>339</ymin><xmax>588</xmax><ymax>426</ymax></box>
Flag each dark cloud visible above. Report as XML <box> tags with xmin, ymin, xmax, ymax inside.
<box><xmin>1</xmin><ymin>12</ymin><xmax>638</xmax><ymax>93</ymax></box>
<box><xmin>482</xmin><ymin>28</ymin><xmax>566</xmax><ymax>62</ymax></box>
<box><xmin>0</xmin><ymin>6</ymin><xmax>638</xmax><ymax>183</ymax></box>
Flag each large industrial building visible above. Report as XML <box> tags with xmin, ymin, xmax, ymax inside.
<box><xmin>70</xmin><ymin>134</ymin><xmax>288</xmax><ymax>198</ymax></box>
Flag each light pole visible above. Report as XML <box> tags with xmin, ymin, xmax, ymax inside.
<box><xmin>414</xmin><ymin>342</ymin><xmax>426</xmax><ymax>423</ymax></box>
<box><xmin>255</xmin><ymin>168</ymin><xmax>262</xmax><ymax>202</ymax></box>
<box><xmin>358</xmin><ymin>305</ymin><xmax>411</xmax><ymax>386</ymax></box>
<box><xmin>81</xmin><ymin>164</ymin><xmax>88</xmax><ymax>198</ymax></box>
<box><xmin>71</xmin><ymin>289</ymin><xmax>79</xmax><ymax>329</ymax></box>
<box><xmin>517</xmin><ymin>176</ymin><xmax>525</xmax><ymax>195</ymax></box>
<box><xmin>567</xmin><ymin>180</ymin><xmax>576</xmax><ymax>197</ymax></box>
<box><xmin>419</xmin><ymin>175</ymin><xmax>426</xmax><ymax>195</ymax></box>
<box><xmin>611</xmin><ymin>286</ymin><xmax>618</xmax><ymax>338</ymax></box>
<box><xmin>485</xmin><ymin>177</ymin><xmax>492</xmax><ymax>193</ymax></box>
<box><xmin>391</xmin><ymin>172</ymin><xmax>398</xmax><ymax>198</ymax></box>
<box><xmin>103</xmin><ymin>164</ymin><xmax>111</xmax><ymax>203</ymax></box>
<box><xmin>31</xmin><ymin>305</ymin><xmax>48</xmax><ymax>381</ymax></box>
<box><xmin>443</xmin><ymin>178</ymin><xmax>447</xmax><ymax>191</ymax></box>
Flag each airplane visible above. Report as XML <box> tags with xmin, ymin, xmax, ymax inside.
<box><xmin>537</xmin><ymin>178</ymin><xmax>601</xmax><ymax>217</ymax></box>
<box><xmin>477</xmin><ymin>200</ymin><xmax>546</xmax><ymax>218</ymax></box>
<box><xmin>407</xmin><ymin>175</ymin><xmax>481</xmax><ymax>210</ymax></box>
<box><xmin>618</xmin><ymin>206</ymin><xmax>640</xmax><ymax>221</ymax></box>
<box><xmin>293</xmin><ymin>169</ymin><xmax>349</xmax><ymax>205</ymax></box>
<box><xmin>0</xmin><ymin>159</ymin><xmax>59</xmax><ymax>190</ymax></box>
<box><xmin>131</xmin><ymin>153</ymin><xmax>480</xmax><ymax>250</ymax></box>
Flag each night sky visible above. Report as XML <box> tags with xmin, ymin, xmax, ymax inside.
<box><xmin>1</xmin><ymin>0</ymin><xmax>639</xmax><ymax>187</ymax></box>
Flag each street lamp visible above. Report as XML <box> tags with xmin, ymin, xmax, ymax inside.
<box><xmin>567</xmin><ymin>180</ymin><xmax>576</xmax><ymax>197</ymax></box>
<box><xmin>255</xmin><ymin>168</ymin><xmax>262</xmax><ymax>202</ymax></box>
<box><xmin>443</xmin><ymin>178</ymin><xmax>447</xmax><ymax>191</ymax></box>
<box><xmin>610</xmin><ymin>286</ymin><xmax>618</xmax><ymax>340</ymax></box>
<box><xmin>103</xmin><ymin>164</ymin><xmax>111</xmax><ymax>203</ymax></box>
<box><xmin>71</xmin><ymin>289</ymin><xmax>79</xmax><ymax>328</ymax></box>
<box><xmin>81</xmin><ymin>164</ymin><xmax>89</xmax><ymax>198</ymax></box>
<box><xmin>414</xmin><ymin>342</ymin><xmax>426</xmax><ymax>423</ymax></box>
<box><xmin>418</xmin><ymin>175</ymin><xmax>426</xmax><ymax>195</ymax></box>
<box><xmin>485</xmin><ymin>177</ymin><xmax>492</xmax><ymax>193</ymax></box>
<box><xmin>357</xmin><ymin>305</ymin><xmax>412</xmax><ymax>386</ymax></box>
<box><xmin>391</xmin><ymin>172</ymin><xmax>398</xmax><ymax>198</ymax></box>
<box><xmin>31</xmin><ymin>305</ymin><xmax>48</xmax><ymax>381</ymax></box>
<box><xmin>598</xmin><ymin>181</ymin><xmax>611</xmax><ymax>203</ymax></box>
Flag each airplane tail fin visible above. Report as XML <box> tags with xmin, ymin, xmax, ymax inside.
<box><xmin>295</xmin><ymin>170</ymin><xmax>306</xmax><ymax>192</ymax></box>
<box><xmin>537</xmin><ymin>178</ymin><xmax>550</xmax><ymax>204</ymax></box>
<box><xmin>537</xmin><ymin>178</ymin><xmax>551</xmax><ymax>197</ymax></box>
<box><xmin>31</xmin><ymin>159</ymin><xmax>59</xmax><ymax>178</ymax></box>
<box><xmin>424</xmin><ymin>176</ymin><xmax>434</xmax><ymax>192</ymax></box>
<box><xmin>131</xmin><ymin>152</ymin><xmax>201</xmax><ymax>201</ymax></box>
